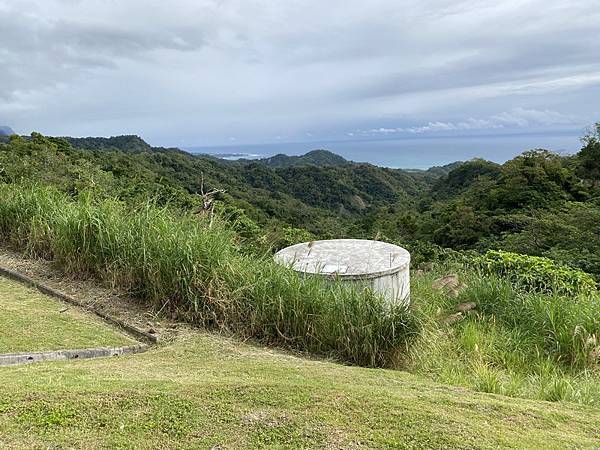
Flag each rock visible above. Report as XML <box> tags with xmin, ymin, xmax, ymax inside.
<box><xmin>456</xmin><ymin>302</ymin><xmax>476</xmax><ymax>312</ymax></box>
<box><xmin>440</xmin><ymin>312</ymin><xmax>464</xmax><ymax>325</ymax></box>
<box><xmin>447</xmin><ymin>286</ymin><xmax>460</xmax><ymax>298</ymax></box>
<box><xmin>433</xmin><ymin>275</ymin><xmax>468</xmax><ymax>298</ymax></box>
<box><xmin>448</xmin><ymin>282</ymin><xmax>468</xmax><ymax>297</ymax></box>
<box><xmin>432</xmin><ymin>274</ymin><xmax>459</xmax><ymax>290</ymax></box>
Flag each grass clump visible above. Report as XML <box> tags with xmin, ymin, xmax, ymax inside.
<box><xmin>0</xmin><ymin>184</ymin><xmax>417</xmax><ymax>367</ymax></box>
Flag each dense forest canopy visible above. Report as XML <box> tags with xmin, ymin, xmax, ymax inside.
<box><xmin>1</xmin><ymin>126</ymin><xmax>599</xmax><ymax>279</ymax></box>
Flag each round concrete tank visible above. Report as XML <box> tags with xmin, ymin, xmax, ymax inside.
<box><xmin>274</xmin><ymin>239</ymin><xmax>410</xmax><ymax>305</ymax></box>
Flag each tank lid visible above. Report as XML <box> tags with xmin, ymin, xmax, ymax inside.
<box><xmin>274</xmin><ymin>239</ymin><xmax>410</xmax><ymax>279</ymax></box>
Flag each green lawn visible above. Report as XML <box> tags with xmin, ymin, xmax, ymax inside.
<box><xmin>0</xmin><ymin>331</ymin><xmax>598</xmax><ymax>449</ymax></box>
<box><xmin>0</xmin><ymin>277</ymin><xmax>136</xmax><ymax>353</ymax></box>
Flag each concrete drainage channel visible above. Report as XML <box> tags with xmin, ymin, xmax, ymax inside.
<box><xmin>0</xmin><ymin>265</ymin><xmax>158</xmax><ymax>367</ymax></box>
<box><xmin>0</xmin><ymin>344</ymin><xmax>149</xmax><ymax>367</ymax></box>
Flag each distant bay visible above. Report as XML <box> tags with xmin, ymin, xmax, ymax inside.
<box><xmin>184</xmin><ymin>131</ymin><xmax>583</xmax><ymax>169</ymax></box>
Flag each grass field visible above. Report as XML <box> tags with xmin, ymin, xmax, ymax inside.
<box><xmin>0</xmin><ymin>330</ymin><xmax>599</xmax><ymax>449</ymax></box>
<box><xmin>0</xmin><ymin>277</ymin><xmax>135</xmax><ymax>353</ymax></box>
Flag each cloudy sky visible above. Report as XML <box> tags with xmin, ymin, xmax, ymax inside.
<box><xmin>1</xmin><ymin>0</ymin><xmax>599</xmax><ymax>148</ymax></box>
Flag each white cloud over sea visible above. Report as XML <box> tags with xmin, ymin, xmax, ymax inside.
<box><xmin>361</xmin><ymin>108</ymin><xmax>582</xmax><ymax>135</ymax></box>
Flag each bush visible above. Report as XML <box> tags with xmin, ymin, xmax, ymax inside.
<box><xmin>270</xmin><ymin>226</ymin><xmax>314</xmax><ymax>251</ymax></box>
<box><xmin>0</xmin><ymin>184</ymin><xmax>418</xmax><ymax>367</ymax></box>
<box><xmin>479</xmin><ymin>250</ymin><xmax>597</xmax><ymax>295</ymax></box>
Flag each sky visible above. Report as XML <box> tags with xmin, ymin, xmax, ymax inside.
<box><xmin>1</xmin><ymin>0</ymin><xmax>599</xmax><ymax>149</ymax></box>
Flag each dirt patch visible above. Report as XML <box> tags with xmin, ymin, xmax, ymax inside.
<box><xmin>242</xmin><ymin>410</ymin><xmax>289</xmax><ymax>427</ymax></box>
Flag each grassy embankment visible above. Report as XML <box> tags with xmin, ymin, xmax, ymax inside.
<box><xmin>1</xmin><ymin>330</ymin><xmax>599</xmax><ymax>448</ymax></box>
<box><xmin>0</xmin><ymin>183</ymin><xmax>598</xmax><ymax>407</ymax></box>
<box><xmin>0</xmin><ymin>277</ymin><xmax>134</xmax><ymax>353</ymax></box>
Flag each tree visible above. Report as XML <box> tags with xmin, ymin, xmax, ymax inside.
<box><xmin>578</xmin><ymin>122</ymin><xmax>600</xmax><ymax>181</ymax></box>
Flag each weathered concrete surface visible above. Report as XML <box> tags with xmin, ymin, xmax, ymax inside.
<box><xmin>275</xmin><ymin>239</ymin><xmax>411</xmax><ymax>305</ymax></box>
<box><xmin>0</xmin><ymin>344</ymin><xmax>148</xmax><ymax>367</ymax></box>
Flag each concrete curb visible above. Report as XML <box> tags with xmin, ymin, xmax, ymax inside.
<box><xmin>0</xmin><ymin>344</ymin><xmax>149</xmax><ymax>367</ymax></box>
<box><xmin>0</xmin><ymin>265</ymin><xmax>159</xmax><ymax>344</ymax></box>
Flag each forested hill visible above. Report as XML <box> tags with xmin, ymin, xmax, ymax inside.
<box><xmin>1</xmin><ymin>128</ymin><xmax>599</xmax><ymax>279</ymax></box>
<box><xmin>0</xmin><ymin>134</ymin><xmax>437</xmax><ymax>238</ymax></box>
<box><xmin>422</xmin><ymin>161</ymin><xmax>465</xmax><ymax>177</ymax></box>
<box><xmin>240</xmin><ymin>149</ymin><xmax>349</xmax><ymax>167</ymax></box>
<box><xmin>63</xmin><ymin>135</ymin><xmax>155</xmax><ymax>153</ymax></box>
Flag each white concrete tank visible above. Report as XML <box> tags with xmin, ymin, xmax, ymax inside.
<box><xmin>274</xmin><ymin>239</ymin><xmax>411</xmax><ymax>305</ymax></box>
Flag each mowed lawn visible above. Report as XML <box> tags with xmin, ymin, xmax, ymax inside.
<box><xmin>1</xmin><ymin>328</ymin><xmax>599</xmax><ymax>449</ymax></box>
<box><xmin>0</xmin><ymin>277</ymin><xmax>135</xmax><ymax>353</ymax></box>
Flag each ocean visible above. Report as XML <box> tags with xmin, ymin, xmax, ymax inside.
<box><xmin>184</xmin><ymin>131</ymin><xmax>583</xmax><ymax>169</ymax></box>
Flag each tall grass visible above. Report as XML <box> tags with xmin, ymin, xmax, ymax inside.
<box><xmin>0</xmin><ymin>184</ymin><xmax>417</xmax><ymax>367</ymax></box>
<box><xmin>408</xmin><ymin>267</ymin><xmax>600</xmax><ymax>405</ymax></box>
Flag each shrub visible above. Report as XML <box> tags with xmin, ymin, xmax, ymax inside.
<box><xmin>399</xmin><ymin>240</ymin><xmax>471</xmax><ymax>269</ymax></box>
<box><xmin>479</xmin><ymin>250</ymin><xmax>597</xmax><ymax>295</ymax></box>
<box><xmin>270</xmin><ymin>226</ymin><xmax>314</xmax><ymax>251</ymax></box>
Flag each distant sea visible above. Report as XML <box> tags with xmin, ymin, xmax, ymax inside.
<box><xmin>183</xmin><ymin>131</ymin><xmax>582</xmax><ymax>169</ymax></box>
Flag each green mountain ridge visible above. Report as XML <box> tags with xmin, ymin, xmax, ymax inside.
<box><xmin>5</xmin><ymin>134</ymin><xmax>434</xmax><ymax>236</ymax></box>
<box><xmin>62</xmin><ymin>135</ymin><xmax>153</xmax><ymax>152</ymax></box>
<box><xmin>245</xmin><ymin>149</ymin><xmax>349</xmax><ymax>167</ymax></box>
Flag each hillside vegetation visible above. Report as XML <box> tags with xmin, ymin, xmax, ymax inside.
<box><xmin>2</xmin><ymin>129</ymin><xmax>599</xmax><ymax>278</ymax></box>
<box><xmin>0</xmin><ymin>129</ymin><xmax>599</xmax><ymax>409</ymax></box>
<box><xmin>0</xmin><ymin>133</ymin><xmax>435</xmax><ymax>240</ymax></box>
<box><xmin>0</xmin><ymin>184</ymin><xmax>416</xmax><ymax>367</ymax></box>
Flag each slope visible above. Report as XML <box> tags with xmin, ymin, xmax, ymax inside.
<box><xmin>0</xmin><ymin>329</ymin><xmax>598</xmax><ymax>449</ymax></box>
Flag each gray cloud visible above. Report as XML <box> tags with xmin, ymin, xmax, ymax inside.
<box><xmin>0</xmin><ymin>0</ymin><xmax>598</xmax><ymax>146</ymax></box>
<box><xmin>0</xmin><ymin>2</ymin><xmax>208</xmax><ymax>102</ymax></box>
